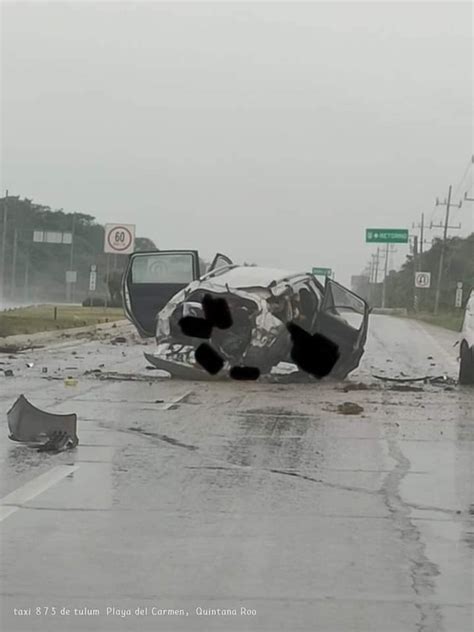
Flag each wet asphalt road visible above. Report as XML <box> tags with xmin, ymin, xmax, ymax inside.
<box><xmin>0</xmin><ymin>316</ymin><xmax>473</xmax><ymax>632</ymax></box>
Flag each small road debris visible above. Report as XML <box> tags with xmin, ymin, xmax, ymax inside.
<box><xmin>37</xmin><ymin>430</ymin><xmax>75</xmax><ymax>453</ymax></box>
<box><xmin>388</xmin><ymin>384</ymin><xmax>424</xmax><ymax>392</ymax></box>
<box><xmin>337</xmin><ymin>402</ymin><xmax>364</xmax><ymax>415</ymax></box>
<box><xmin>339</xmin><ymin>382</ymin><xmax>375</xmax><ymax>392</ymax></box>
<box><xmin>373</xmin><ymin>373</ymin><xmax>456</xmax><ymax>387</ymax></box>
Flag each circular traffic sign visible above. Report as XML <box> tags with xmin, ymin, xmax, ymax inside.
<box><xmin>107</xmin><ymin>225</ymin><xmax>133</xmax><ymax>252</ymax></box>
<box><xmin>415</xmin><ymin>272</ymin><xmax>430</xmax><ymax>288</ymax></box>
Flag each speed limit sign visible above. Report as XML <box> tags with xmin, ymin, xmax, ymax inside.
<box><xmin>104</xmin><ymin>223</ymin><xmax>136</xmax><ymax>254</ymax></box>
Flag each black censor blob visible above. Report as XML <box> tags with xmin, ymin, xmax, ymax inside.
<box><xmin>178</xmin><ymin>316</ymin><xmax>212</xmax><ymax>339</ymax></box>
<box><xmin>202</xmin><ymin>294</ymin><xmax>233</xmax><ymax>330</ymax></box>
<box><xmin>229</xmin><ymin>366</ymin><xmax>261</xmax><ymax>381</ymax></box>
<box><xmin>287</xmin><ymin>323</ymin><xmax>339</xmax><ymax>379</ymax></box>
<box><xmin>184</xmin><ymin>296</ymin><xmax>340</xmax><ymax>380</ymax></box>
<box><xmin>195</xmin><ymin>343</ymin><xmax>224</xmax><ymax>375</ymax></box>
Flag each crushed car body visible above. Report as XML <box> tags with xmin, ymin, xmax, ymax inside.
<box><xmin>123</xmin><ymin>250</ymin><xmax>369</xmax><ymax>380</ymax></box>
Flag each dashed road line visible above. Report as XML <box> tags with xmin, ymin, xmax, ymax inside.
<box><xmin>0</xmin><ymin>465</ymin><xmax>79</xmax><ymax>523</ymax></box>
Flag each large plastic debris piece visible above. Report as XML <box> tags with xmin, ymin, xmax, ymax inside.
<box><xmin>7</xmin><ymin>395</ymin><xmax>78</xmax><ymax>451</ymax></box>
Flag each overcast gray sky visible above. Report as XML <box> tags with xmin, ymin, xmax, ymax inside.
<box><xmin>1</xmin><ymin>1</ymin><xmax>472</xmax><ymax>284</ymax></box>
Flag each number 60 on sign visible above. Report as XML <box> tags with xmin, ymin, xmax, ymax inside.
<box><xmin>104</xmin><ymin>223</ymin><xmax>136</xmax><ymax>255</ymax></box>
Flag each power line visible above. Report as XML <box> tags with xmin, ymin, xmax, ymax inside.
<box><xmin>432</xmin><ymin>185</ymin><xmax>462</xmax><ymax>315</ymax></box>
<box><xmin>452</xmin><ymin>155</ymin><xmax>474</xmax><ymax>200</ymax></box>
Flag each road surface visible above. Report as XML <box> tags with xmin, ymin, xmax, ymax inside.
<box><xmin>0</xmin><ymin>316</ymin><xmax>472</xmax><ymax>632</ymax></box>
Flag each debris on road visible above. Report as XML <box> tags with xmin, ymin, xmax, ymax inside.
<box><xmin>339</xmin><ymin>382</ymin><xmax>376</xmax><ymax>392</ymax></box>
<box><xmin>36</xmin><ymin>430</ymin><xmax>75</xmax><ymax>453</ymax></box>
<box><xmin>337</xmin><ymin>402</ymin><xmax>364</xmax><ymax>415</ymax></box>
<box><xmin>7</xmin><ymin>394</ymin><xmax>78</xmax><ymax>450</ymax></box>
<box><xmin>3</xmin><ymin>369</ymin><xmax>14</xmax><ymax>377</ymax></box>
<box><xmin>373</xmin><ymin>373</ymin><xmax>457</xmax><ymax>387</ymax></box>
<box><xmin>111</xmin><ymin>336</ymin><xmax>127</xmax><ymax>344</ymax></box>
<box><xmin>388</xmin><ymin>384</ymin><xmax>424</xmax><ymax>392</ymax></box>
<box><xmin>85</xmin><ymin>370</ymin><xmax>167</xmax><ymax>382</ymax></box>
<box><xmin>84</xmin><ymin>368</ymin><xmax>102</xmax><ymax>375</ymax></box>
<box><xmin>429</xmin><ymin>375</ymin><xmax>457</xmax><ymax>386</ymax></box>
<box><xmin>0</xmin><ymin>343</ymin><xmax>44</xmax><ymax>354</ymax></box>
<box><xmin>64</xmin><ymin>377</ymin><xmax>78</xmax><ymax>387</ymax></box>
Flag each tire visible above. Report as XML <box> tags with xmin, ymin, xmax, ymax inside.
<box><xmin>459</xmin><ymin>343</ymin><xmax>474</xmax><ymax>385</ymax></box>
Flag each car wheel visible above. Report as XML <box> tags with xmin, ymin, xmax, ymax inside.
<box><xmin>459</xmin><ymin>343</ymin><xmax>474</xmax><ymax>385</ymax></box>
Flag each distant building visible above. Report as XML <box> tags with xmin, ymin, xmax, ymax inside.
<box><xmin>351</xmin><ymin>275</ymin><xmax>370</xmax><ymax>301</ymax></box>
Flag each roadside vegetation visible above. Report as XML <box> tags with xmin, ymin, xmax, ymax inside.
<box><xmin>401</xmin><ymin>310</ymin><xmax>464</xmax><ymax>332</ymax></box>
<box><xmin>0</xmin><ymin>305</ymin><xmax>124</xmax><ymax>337</ymax></box>
<box><xmin>385</xmin><ymin>234</ymin><xmax>473</xmax><ymax>312</ymax></box>
<box><xmin>0</xmin><ymin>195</ymin><xmax>156</xmax><ymax>305</ymax></box>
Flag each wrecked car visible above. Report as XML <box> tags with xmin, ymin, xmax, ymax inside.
<box><xmin>459</xmin><ymin>288</ymin><xmax>474</xmax><ymax>385</ymax></box>
<box><xmin>122</xmin><ymin>250</ymin><xmax>369</xmax><ymax>380</ymax></box>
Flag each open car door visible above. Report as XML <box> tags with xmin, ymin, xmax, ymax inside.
<box><xmin>123</xmin><ymin>250</ymin><xmax>201</xmax><ymax>337</ymax></box>
<box><xmin>207</xmin><ymin>252</ymin><xmax>233</xmax><ymax>273</ymax></box>
<box><xmin>314</xmin><ymin>278</ymin><xmax>369</xmax><ymax>378</ymax></box>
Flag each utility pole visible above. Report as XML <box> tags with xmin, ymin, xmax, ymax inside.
<box><xmin>416</xmin><ymin>212</ymin><xmax>426</xmax><ymax>255</ymax></box>
<box><xmin>368</xmin><ymin>256</ymin><xmax>374</xmax><ymax>305</ymax></box>
<box><xmin>374</xmin><ymin>247</ymin><xmax>380</xmax><ymax>284</ymax></box>
<box><xmin>413</xmin><ymin>235</ymin><xmax>419</xmax><ymax>311</ymax></box>
<box><xmin>432</xmin><ymin>185</ymin><xmax>462</xmax><ymax>315</ymax></box>
<box><xmin>0</xmin><ymin>190</ymin><xmax>8</xmax><ymax>304</ymax></box>
<box><xmin>381</xmin><ymin>243</ymin><xmax>389</xmax><ymax>309</ymax></box>
<box><xmin>413</xmin><ymin>213</ymin><xmax>432</xmax><ymax>256</ymax></box>
<box><xmin>11</xmin><ymin>229</ymin><xmax>18</xmax><ymax>296</ymax></box>
<box><xmin>67</xmin><ymin>213</ymin><xmax>76</xmax><ymax>303</ymax></box>
<box><xmin>24</xmin><ymin>248</ymin><xmax>30</xmax><ymax>303</ymax></box>
<box><xmin>419</xmin><ymin>213</ymin><xmax>424</xmax><ymax>255</ymax></box>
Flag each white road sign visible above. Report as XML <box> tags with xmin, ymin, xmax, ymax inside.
<box><xmin>415</xmin><ymin>272</ymin><xmax>431</xmax><ymax>289</ymax></box>
<box><xmin>34</xmin><ymin>231</ymin><xmax>72</xmax><ymax>244</ymax></box>
<box><xmin>104</xmin><ymin>223</ymin><xmax>135</xmax><ymax>254</ymax></box>
<box><xmin>89</xmin><ymin>270</ymin><xmax>97</xmax><ymax>292</ymax></box>
<box><xmin>455</xmin><ymin>283</ymin><xmax>463</xmax><ymax>308</ymax></box>
<box><xmin>66</xmin><ymin>270</ymin><xmax>77</xmax><ymax>284</ymax></box>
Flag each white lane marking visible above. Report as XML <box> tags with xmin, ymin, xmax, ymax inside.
<box><xmin>0</xmin><ymin>465</ymin><xmax>79</xmax><ymax>522</ymax></box>
<box><xmin>162</xmin><ymin>390</ymin><xmax>193</xmax><ymax>410</ymax></box>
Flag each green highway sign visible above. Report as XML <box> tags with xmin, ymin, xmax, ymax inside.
<box><xmin>312</xmin><ymin>267</ymin><xmax>332</xmax><ymax>277</ymax></box>
<box><xmin>366</xmin><ymin>228</ymin><xmax>409</xmax><ymax>243</ymax></box>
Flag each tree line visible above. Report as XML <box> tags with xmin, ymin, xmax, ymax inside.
<box><xmin>385</xmin><ymin>233</ymin><xmax>473</xmax><ymax>311</ymax></box>
<box><xmin>0</xmin><ymin>196</ymin><xmax>156</xmax><ymax>304</ymax></box>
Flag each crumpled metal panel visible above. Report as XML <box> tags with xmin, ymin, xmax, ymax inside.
<box><xmin>7</xmin><ymin>395</ymin><xmax>78</xmax><ymax>447</ymax></box>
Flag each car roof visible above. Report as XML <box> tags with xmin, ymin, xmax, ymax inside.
<box><xmin>203</xmin><ymin>265</ymin><xmax>308</xmax><ymax>289</ymax></box>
